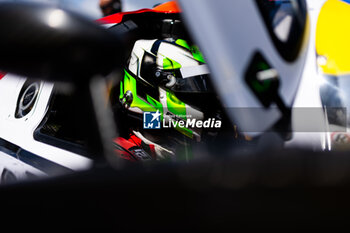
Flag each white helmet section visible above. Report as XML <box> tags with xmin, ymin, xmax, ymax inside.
<box><xmin>128</xmin><ymin>39</ymin><xmax>202</xmax><ymax>79</ymax></box>
<box><xmin>128</xmin><ymin>39</ymin><xmax>156</xmax><ymax>80</ymax></box>
<box><xmin>178</xmin><ymin>0</ymin><xmax>309</xmax><ymax>135</ymax></box>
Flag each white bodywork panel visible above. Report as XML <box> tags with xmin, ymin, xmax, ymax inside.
<box><xmin>0</xmin><ymin>151</ymin><xmax>46</xmax><ymax>184</ymax></box>
<box><xmin>0</xmin><ymin>74</ymin><xmax>92</xmax><ymax>180</ymax></box>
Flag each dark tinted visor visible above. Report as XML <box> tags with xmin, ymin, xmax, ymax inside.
<box><xmin>169</xmin><ymin>64</ymin><xmax>213</xmax><ymax>93</ymax></box>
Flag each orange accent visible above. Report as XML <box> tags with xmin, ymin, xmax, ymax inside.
<box><xmin>153</xmin><ymin>1</ymin><xmax>181</xmax><ymax>13</ymax></box>
<box><xmin>97</xmin><ymin>1</ymin><xmax>181</xmax><ymax>24</ymax></box>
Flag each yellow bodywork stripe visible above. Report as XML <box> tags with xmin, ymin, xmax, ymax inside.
<box><xmin>316</xmin><ymin>0</ymin><xmax>350</xmax><ymax>75</ymax></box>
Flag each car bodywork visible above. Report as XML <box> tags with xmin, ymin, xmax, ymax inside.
<box><xmin>0</xmin><ymin>74</ymin><xmax>92</xmax><ymax>183</ymax></box>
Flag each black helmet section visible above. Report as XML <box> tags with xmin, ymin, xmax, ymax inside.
<box><xmin>107</xmin><ymin>12</ymin><xmax>192</xmax><ymax>58</ymax></box>
<box><xmin>108</xmin><ymin>12</ymin><xmax>189</xmax><ymax>39</ymax></box>
<box><xmin>255</xmin><ymin>0</ymin><xmax>308</xmax><ymax>62</ymax></box>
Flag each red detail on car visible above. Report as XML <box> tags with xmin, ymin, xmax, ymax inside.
<box><xmin>113</xmin><ymin>133</ymin><xmax>156</xmax><ymax>162</ymax></box>
<box><xmin>97</xmin><ymin>9</ymin><xmax>151</xmax><ymax>24</ymax></box>
<box><xmin>114</xmin><ymin>137</ymin><xmax>139</xmax><ymax>162</ymax></box>
<box><xmin>0</xmin><ymin>72</ymin><xmax>6</xmax><ymax>80</ymax></box>
<box><xmin>97</xmin><ymin>1</ymin><xmax>181</xmax><ymax>25</ymax></box>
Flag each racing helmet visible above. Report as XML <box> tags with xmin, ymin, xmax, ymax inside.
<box><xmin>119</xmin><ymin>37</ymin><xmax>219</xmax><ymax>142</ymax></box>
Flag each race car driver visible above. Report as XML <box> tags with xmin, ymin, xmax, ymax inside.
<box><xmin>112</xmin><ymin>37</ymin><xmax>232</xmax><ymax>162</ymax></box>
<box><xmin>100</xmin><ymin>2</ymin><xmax>239</xmax><ymax>162</ymax></box>
<box><xmin>99</xmin><ymin>0</ymin><xmax>310</xmax><ymax>162</ymax></box>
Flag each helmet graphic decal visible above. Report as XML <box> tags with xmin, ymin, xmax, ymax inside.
<box><xmin>118</xmin><ymin>37</ymin><xmax>214</xmax><ymax>140</ymax></box>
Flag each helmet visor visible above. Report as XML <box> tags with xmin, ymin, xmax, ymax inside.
<box><xmin>166</xmin><ymin>64</ymin><xmax>214</xmax><ymax>93</ymax></box>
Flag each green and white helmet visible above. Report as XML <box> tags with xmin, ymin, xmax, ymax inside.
<box><xmin>119</xmin><ymin>38</ymin><xmax>217</xmax><ymax>142</ymax></box>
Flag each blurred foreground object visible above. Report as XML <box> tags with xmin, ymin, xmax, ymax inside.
<box><xmin>3</xmin><ymin>150</ymin><xmax>350</xmax><ymax>230</ymax></box>
<box><xmin>0</xmin><ymin>2</ymin><xmax>123</xmax><ymax>81</ymax></box>
<box><xmin>178</xmin><ymin>0</ymin><xmax>310</xmax><ymax>143</ymax></box>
